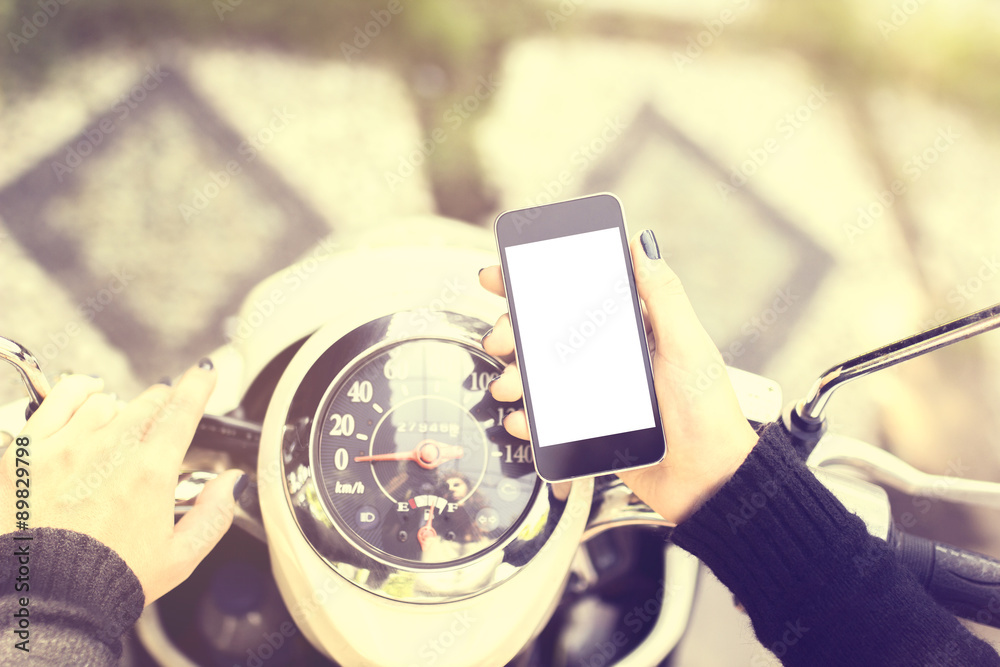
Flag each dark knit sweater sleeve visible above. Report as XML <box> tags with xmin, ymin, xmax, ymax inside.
<box><xmin>671</xmin><ymin>422</ymin><xmax>1000</xmax><ymax>666</ymax></box>
<box><xmin>0</xmin><ymin>527</ymin><xmax>145</xmax><ymax>665</ymax></box>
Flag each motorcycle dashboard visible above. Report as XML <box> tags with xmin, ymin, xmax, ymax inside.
<box><xmin>274</xmin><ymin>311</ymin><xmax>565</xmax><ymax>602</ymax></box>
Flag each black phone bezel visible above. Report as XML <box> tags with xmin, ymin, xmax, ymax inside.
<box><xmin>494</xmin><ymin>193</ymin><xmax>665</xmax><ymax>482</ymax></box>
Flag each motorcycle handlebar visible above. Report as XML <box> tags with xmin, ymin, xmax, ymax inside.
<box><xmin>891</xmin><ymin>527</ymin><xmax>1000</xmax><ymax>629</ymax></box>
<box><xmin>191</xmin><ymin>414</ymin><xmax>262</xmax><ymax>458</ymax></box>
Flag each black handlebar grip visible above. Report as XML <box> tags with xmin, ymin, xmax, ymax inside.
<box><xmin>24</xmin><ymin>400</ymin><xmax>41</xmax><ymax>421</ymax></box>
<box><xmin>892</xmin><ymin>528</ymin><xmax>1000</xmax><ymax>629</ymax></box>
<box><xmin>191</xmin><ymin>414</ymin><xmax>262</xmax><ymax>458</ymax></box>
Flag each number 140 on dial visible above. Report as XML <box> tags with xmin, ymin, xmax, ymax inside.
<box><xmin>504</xmin><ymin>444</ymin><xmax>532</xmax><ymax>464</ymax></box>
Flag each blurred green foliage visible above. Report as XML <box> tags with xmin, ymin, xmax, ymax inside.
<box><xmin>754</xmin><ymin>1</ymin><xmax>1000</xmax><ymax>124</ymax></box>
<box><xmin>0</xmin><ymin>0</ymin><xmax>545</xmax><ymax>95</ymax></box>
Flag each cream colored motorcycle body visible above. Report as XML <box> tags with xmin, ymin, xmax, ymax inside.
<box><xmin>0</xmin><ymin>217</ymin><xmax>787</xmax><ymax>666</ymax></box>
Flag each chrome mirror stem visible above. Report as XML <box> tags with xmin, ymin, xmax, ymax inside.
<box><xmin>0</xmin><ymin>336</ymin><xmax>50</xmax><ymax>417</ymax></box>
<box><xmin>786</xmin><ymin>302</ymin><xmax>1000</xmax><ymax>442</ymax></box>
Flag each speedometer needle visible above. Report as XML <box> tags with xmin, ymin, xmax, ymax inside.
<box><xmin>354</xmin><ymin>439</ymin><xmax>464</xmax><ymax>470</ymax></box>
<box><xmin>417</xmin><ymin>505</ymin><xmax>437</xmax><ymax>551</ymax></box>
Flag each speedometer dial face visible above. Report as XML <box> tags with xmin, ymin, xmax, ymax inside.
<box><xmin>313</xmin><ymin>339</ymin><xmax>538</xmax><ymax>567</ymax></box>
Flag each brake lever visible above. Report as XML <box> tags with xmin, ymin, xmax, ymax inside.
<box><xmin>808</xmin><ymin>432</ymin><xmax>1000</xmax><ymax>511</ymax></box>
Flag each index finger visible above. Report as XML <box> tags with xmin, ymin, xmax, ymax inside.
<box><xmin>478</xmin><ymin>265</ymin><xmax>505</xmax><ymax>298</ymax></box>
<box><xmin>144</xmin><ymin>361</ymin><xmax>217</xmax><ymax>463</ymax></box>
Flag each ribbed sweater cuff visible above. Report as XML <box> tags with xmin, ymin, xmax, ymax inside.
<box><xmin>671</xmin><ymin>422</ymin><xmax>884</xmax><ymax>640</ymax></box>
<box><xmin>0</xmin><ymin>527</ymin><xmax>145</xmax><ymax>652</ymax></box>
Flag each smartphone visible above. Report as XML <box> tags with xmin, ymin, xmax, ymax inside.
<box><xmin>494</xmin><ymin>193</ymin><xmax>665</xmax><ymax>482</ymax></box>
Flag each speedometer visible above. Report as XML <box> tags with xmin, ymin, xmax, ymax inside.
<box><xmin>312</xmin><ymin>339</ymin><xmax>537</xmax><ymax>566</ymax></box>
<box><xmin>275</xmin><ymin>310</ymin><xmax>565</xmax><ymax>603</ymax></box>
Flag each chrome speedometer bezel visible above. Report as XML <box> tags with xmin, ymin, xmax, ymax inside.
<box><xmin>276</xmin><ymin>310</ymin><xmax>569</xmax><ymax>603</ymax></box>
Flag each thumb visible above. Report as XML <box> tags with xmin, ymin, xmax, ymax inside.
<box><xmin>629</xmin><ymin>230</ymin><xmax>714</xmax><ymax>362</ymax></box>
<box><xmin>168</xmin><ymin>470</ymin><xmax>246</xmax><ymax>584</ymax></box>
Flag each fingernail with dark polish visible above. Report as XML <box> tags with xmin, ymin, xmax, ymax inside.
<box><xmin>157</xmin><ymin>376</ymin><xmax>172</xmax><ymax>386</ymax></box>
<box><xmin>478</xmin><ymin>267</ymin><xmax>486</xmax><ymax>276</ymax></box>
<box><xmin>481</xmin><ymin>328</ymin><xmax>493</xmax><ymax>346</ymax></box>
<box><xmin>233</xmin><ymin>473</ymin><xmax>249</xmax><ymax>501</ymax></box>
<box><xmin>640</xmin><ymin>230</ymin><xmax>660</xmax><ymax>260</ymax></box>
<box><xmin>198</xmin><ymin>357</ymin><xmax>214</xmax><ymax>371</ymax></box>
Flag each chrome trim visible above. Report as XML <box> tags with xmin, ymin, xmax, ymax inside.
<box><xmin>174</xmin><ymin>471</ymin><xmax>219</xmax><ymax>508</ymax></box>
<box><xmin>134</xmin><ymin>603</ymin><xmax>201</xmax><ymax>667</ymax></box>
<box><xmin>0</xmin><ymin>336</ymin><xmax>50</xmax><ymax>412</ymax></box>
<box><xmin>583</xmin><ymin>476</ymin><xmax>674</xmax><ymax>542</ymax></box>
<box><xmin>615</xmin><ymin>545</ymin><xmax>700</xmax><ymax>667</ymax></box>
<box><xmin>174</xmin><ymin>470</ymin><xmax>266</xmax><ymax>541</ymax></box>
<box><xmin>273</xmin><ymin>311</ymin><xmax>561</xmax><ymax>603</ymax></box>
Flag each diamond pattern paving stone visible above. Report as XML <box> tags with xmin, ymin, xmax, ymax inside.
<box><xmin>0</xmin><ymin>68</ymin><xmax>331</xmax><ymax>380</ymax></box>
<box><xmin>584</xmin><ymin>103</ymin><xmax>833</xmax><ymax>374</ymax></box>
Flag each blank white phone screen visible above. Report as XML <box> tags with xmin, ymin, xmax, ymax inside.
<box><xmin>503</xmin><ymin>227</ymin><xmax>654</xmax><ymax>447</ymax></box>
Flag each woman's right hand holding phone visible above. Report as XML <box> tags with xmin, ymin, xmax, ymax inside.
<box><xmin>479</xmin><ymin>229</ymin><xmax>760</xmax><ymax>524</ymax></box>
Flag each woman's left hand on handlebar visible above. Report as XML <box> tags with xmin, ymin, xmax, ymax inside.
<box><xmin>0</xmin><ymin>362</ymin><xmax>246</xmax><ymax>606</ymax></box>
